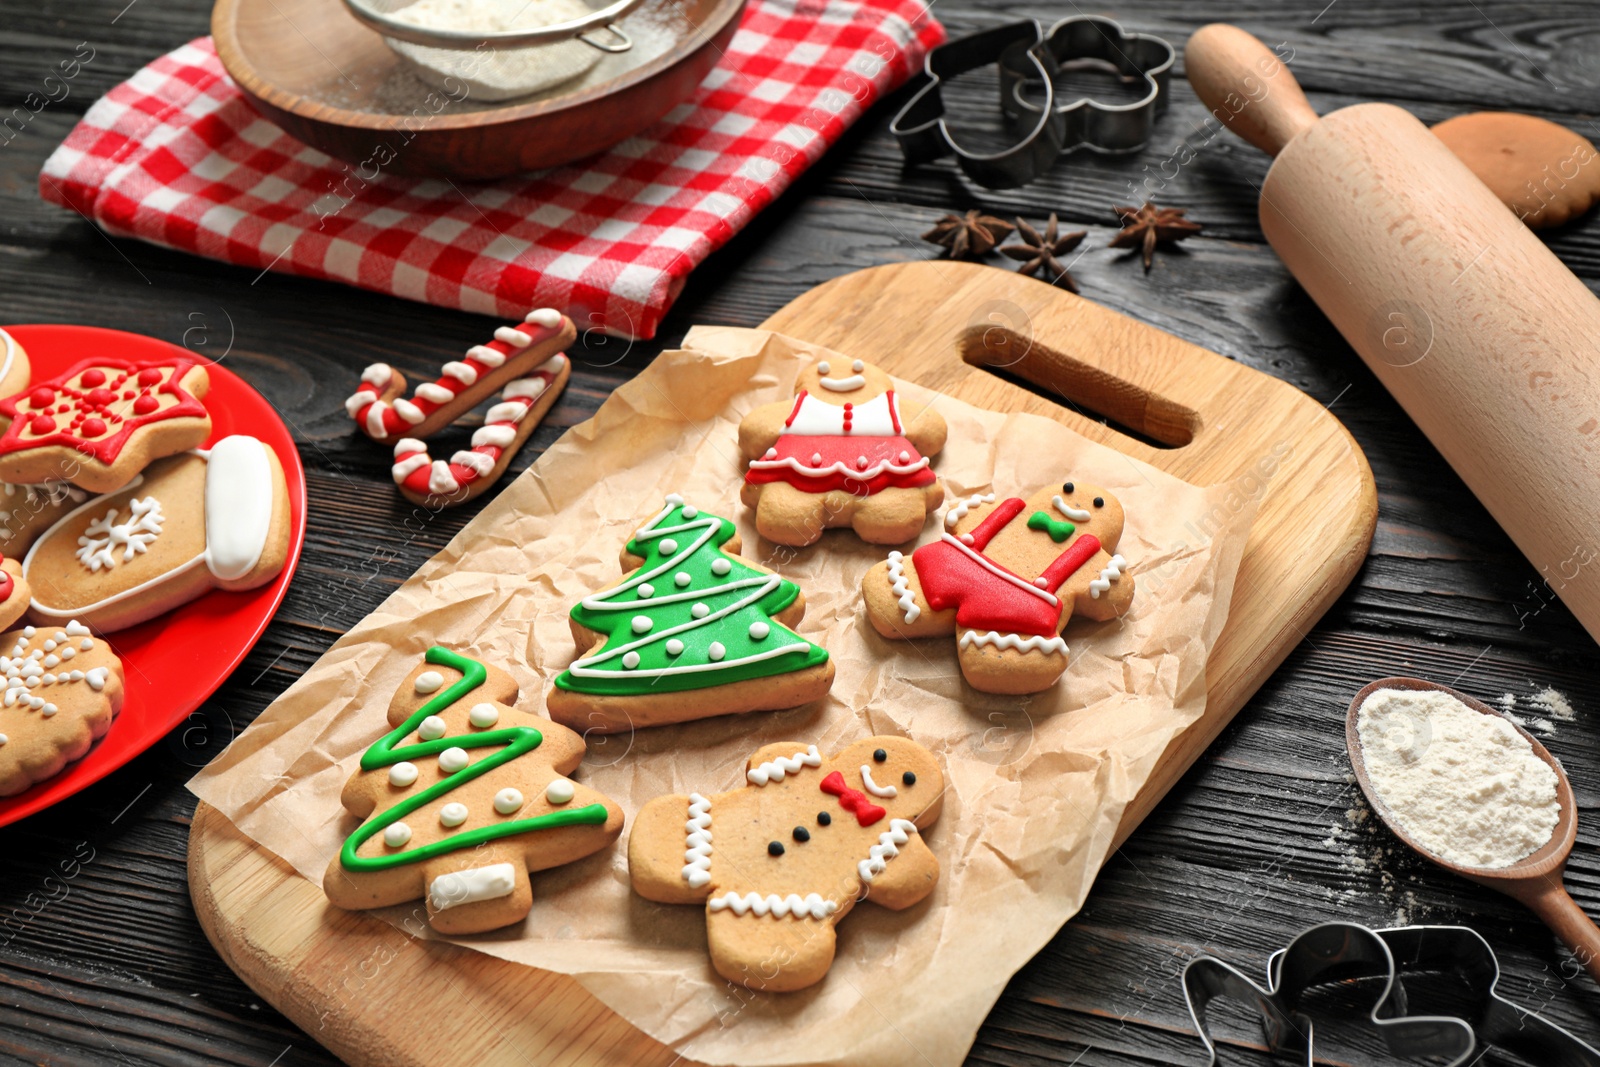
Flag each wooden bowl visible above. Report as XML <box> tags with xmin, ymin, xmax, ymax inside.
<box><xmin>211</xmin><ymin>0</ymin><xmax>745</xmax><ymax>179</ymax></box>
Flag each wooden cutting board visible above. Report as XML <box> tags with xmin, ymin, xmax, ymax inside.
<box><xmin>188</xmin><ymin>262</ymin><xmax>1375</xmax><ymax>1066</ymax></box>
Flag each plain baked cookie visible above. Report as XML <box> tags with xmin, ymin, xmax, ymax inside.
<box><xmin>23</xmin><ymin>435</ymin><xmax>291</xmax><ymax>632</ymax></box>
<box><xmin>739</xmin><ymin>355</ymin><xmax>946</xmax><ymax>546</ymax></box>
<box><xmin>1433</xmin><ymin>111</ymin><xmax>1600</xmax><ymax>229</ymax></box>
<box><xmin>0</xmin><ymin>357</ymin><xmax>211</xmax><ymax>492</ymax></box>
<box><xmin>325</xmin><ymin>645</ymin><xmax>625</xmax><ymax>935</ymax></box>
<box><xmin>0</xmin><ymin>621</ymin><xmax>124</xmax><ymax>796</ymax></box>
<box><xmin>861</xmin><ymin>481</ymin><xmax>1135</xmax><ymax>694</ymax></box>
<box><xmin>547</xmin><ymin>494</ymin><xmax>834</xmax><ymax>734</ymax></box>
<box><xmin>630</xmin><ymin>736</ymin><xmax>944</xmax><ymax>992</ymax></box>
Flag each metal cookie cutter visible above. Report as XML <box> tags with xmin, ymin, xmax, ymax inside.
<box><xmin>889</xmin><ymin>20</ymin><xmax>1063</xmax><ymax>190</ymax></box>
<box><xmin>999</xmin><ymin>15</ymin><xmax>1174</xmax><ymax>156</ymax></box>
<box><xmin>1183</xmin><ymin>922</ymin><xmax>1600</xmax><ymax>1066</ymax></box>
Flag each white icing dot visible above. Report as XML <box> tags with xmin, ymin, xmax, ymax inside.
<box><xmin>632</xmin><ymin>615</ymin><xmax>653</xmax><ymax>634</ymax></box>
<box><xmin>439</xmin><ymin>803</ymin><xmax>469</xmax><ymax>828</ymax></box>
<box><xmin>857</xmin><ymin>456</ymin><xmax>869</xmax><ymax>470</ymax></box>
<box><xmin>493</xmin><ymin>788</ymin><xmax>525</xmax><ymax>815</ymax></box>
<box><xmin>675</xmin><ymin>572</ymin><xmax>692</xmax><ymax>587</ymax></box>
<box><xmin>811</xmin><ymin>452</ymin><xmax>823</xmax><ymax>465</ymax></box>
<box><xmin>638</xmin><ymin>583</ymin><xmax>655</xmax><ymax>599</ymax></box>
<box><xmin>79</xmin><ymin>639</ymin><xmax>93</xmax><ymax>651</ymax></box>
<box><xmin>681</xmin><ymin>505</ymin><xmax>698</xmax><ymax>518</ymax></box>
<box><xmin>417</xmin><ymin>715</ymin><xmax>447</xmax><ymax>741</ymax></box>
<box><xmin>666</xmin><ymin>639</ymin><xmax>684</xmax><ymax>655</ymax></box>
<box><xmin>749</xmin><ymin>622</ymin><xmax>770</xmax><ymax>640</ymax></box>
<box><xmin>711</xmin><ymin>558</ymin><xmax>731</xmax><ymax>576</ymax></box>
<box><xmin>659</xmin><ymin>538</ymin><xmax>678</xmax><ymax>555</ymax></box>
<box><xmin>0</xmin><ymin>733</ymin><xmax>6</xmax><ymax>745</ymax></box>
<box><xmin>438</xmin><ymin>746</ymin><xmax>470</xmax><ymax>773</ymax></box>
<box><xmin>42</xmin><ymin>640</ymin><xmax>55</xmax><ymax>652</ymax></box>
<box><xmin>41</xmin><ymin>704</ymin><xmax>56</xmax><ymax>717</ymax></box>
<box><xmin>468</xmin><ymin>703</ymin><xmax>499</xmax><ymax>728</ymax></box>
<box><xmin>389</xmin><ymin>762</ymin><xmax>419</xmax><ymax>787</ymax></box>
<box><xmin>960</xmin><ymin>534</ymin><xmax>975</xmax><ymax>545</ymax></box>
<box><xmin>383</xmin><ymin>822</ymin><xmax>412</xmax><ymax>847</ymax></box>
<box><xmin>545</xmin><ymin>778</ymin><xmax>575</xmax><ymax>805</ymax></box>
<box><xmin>59</xmin><ymin>647</ymin><xmax>75</xmax><ymax>660</ymax></box>
<box><xmin>708</xmin><ymin>642</ymin><xmax>726</xmax><ymax>661</ymax></box>
<box><xmin>817</xmin><ymin>361</ymin><xmax>831</xmax><ymax>374</ymax></box>
<box><xmin>623</xmin><ymin>651</ymin><xmax>641</xmax><ymax>668</ymax></box>
<box><xmin>852</xmin><ymin>359</ymin><xmax>865</xmax><ymax>372</ymax></box>
<box><xmin>414</xmin><ymin>671</ymin><xmax>444</xmax><ymax>694</ymax></box>
<box><xmin>23</xmin><ymin>627</ymin><xmax>34</xmax><ymax>637</ymax></box>
<box><xmin>692</xmin><ymin>603</ymin><xmax>709</xmax><ymax>619</ymax></box>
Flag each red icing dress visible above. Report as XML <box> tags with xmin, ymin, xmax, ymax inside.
<box><xmin>745</xmin><ymin>391</ymin><xmax>936</xmax><ymax>496</ymax></box>
<box><xmin>911</xmin><ymin>498</ymin><xmax>1102</xmax><ymax>647</ymax></box>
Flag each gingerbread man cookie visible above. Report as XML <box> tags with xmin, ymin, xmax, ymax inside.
<box><xmin>0</xmin><ymin>621</ymin><xmax>124</xmax><ymax>796</ymax></box>
<box><xmin>327</xmin><ymin>646</ymin><xmax>625</xmax><ymax>936</ymax></box>
<box><xmin>739</xmin><ymin>356</ymin><xmax>946</xmax><ymax>546</ymax></box>
<box><xmin>0</xmin><ymin>357</ymin><xmax>211</xmax><ymax>493</ymax></box>
<box><xmin>861</xmin><ymin>482</ymin><xmax>1135</xmax><ymax>694</ymax></box>
<box><xmin>548</xmin><ymin>494</ymin><xmax>834</xmax><ymax>734</ymax></box>
<box><xmin>629</xmin><ymin>736</ymin><xmax>943</xmax><ymax>991</ymax></box>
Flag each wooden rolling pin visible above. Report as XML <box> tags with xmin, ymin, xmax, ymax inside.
<box><xmin>1187</xmin><ymin>24</ymin><xmax>1600</xmax><ymax>643</ymax></box>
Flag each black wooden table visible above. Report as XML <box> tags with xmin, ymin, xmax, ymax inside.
<box><xmin>3</xmin><ymin>1</ymin><xmax>1599</xmax><ymax>1063</ymax></box>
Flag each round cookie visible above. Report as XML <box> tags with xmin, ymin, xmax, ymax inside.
<box><xmin>0</xmin><ymin>621</ymin><xmax>124</xmax><ymax>796</ymax></box>
<box><xmin>1432</xmin><ymin>111</ymin><xmax>1600</xmax><ymax>229</ymax></box>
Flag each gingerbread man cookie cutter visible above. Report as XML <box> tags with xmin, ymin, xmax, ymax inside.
<box><xmin>1184</xmin><ymin>922</ymin><xmax>1600</xmax><ymax>1065</ymax></box>
<box><xmin>344</xmin><ymin>308</ymin><xmax>575</xmax><ymax>508</ymax></box>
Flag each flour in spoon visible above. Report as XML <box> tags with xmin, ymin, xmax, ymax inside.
<box><xmin>1357</xmin><ymin>687</ymin><xmax>1559</xmax><ymax>869</ymax></box>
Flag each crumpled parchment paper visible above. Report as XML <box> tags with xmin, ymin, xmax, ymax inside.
<box><xmin>190</xmin><ymin>325</ymin><xmax>1259</xmax><ymax>1067</ymax></box>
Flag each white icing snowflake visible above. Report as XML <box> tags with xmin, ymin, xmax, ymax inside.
<box><xmin>0</xmin><ymin>480</ymin><xmax>85</xmax><ymax>524</ymax></box>
<box><xmin>1</xmin><ymin>622</ymin><xmax>106</xmax><ymax>714</ymax></box>
<box><xmin>76</xmin><ymin>497</ymin><xmax>165</xmax><ymax>572</ymax></box>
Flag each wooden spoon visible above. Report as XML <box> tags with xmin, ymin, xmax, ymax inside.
<box><xmin>1346</xmin><ymin>676</ymin><xmax>1600</xmax><ymax>983</ymax></box>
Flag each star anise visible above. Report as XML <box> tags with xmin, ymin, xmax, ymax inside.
<box><xmin>922</xmin><ymin>209</ymin><xmax>1015</xmax><ymax>260</ymax></box>
<box><xmin>1000</xmin><ymin>214</ymin><xmax>1086</xmax><ymax>292</ymax></box>
<box><xmin>1108</xmin><ymin>202</ymin><xmax>1203</xmax><ymax>272</ymax></box>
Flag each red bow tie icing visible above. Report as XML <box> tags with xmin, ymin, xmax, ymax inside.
<box><xmin>820</xmin><ymin>770</ymin><xmax>886</xmax><ymax>826</ymax></box>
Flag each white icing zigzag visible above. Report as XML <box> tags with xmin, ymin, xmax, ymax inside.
<box><xmin>959</xmin><ymin>630</ymin><xmax>1069</xmax><ymax>656</ymax></box>
<box><xmin>1089</xmin><ymin>554</ymin><xmax>1127</xmax><ymax>599</ymax></box>
<box><xmin>682</xmin><ymin>792</ymin><xmax>713</xmax><ymax>888</ymax></box>
<box><xmin>885</xmin><ymin>551</ymin><xmax>920</xmax><ymax>623</ymax></box>
<box><xmin>858</xmin><ymin>819</ymin><xmax>919</xmax><ymax>884</ymax></box>
<box><xmin>944</xmin><ymin>491</ymin><xmax>995</xmax><ymax>529</ymax></box>
<box><xmin>707</xmin><ymin>892</ymin><xmax>838</xmax><ymax>919</ymax></box>
<box><xmin>747</xmin><ymin>745</ymin><xmax>821</xmax><ymax>785</ymax></box>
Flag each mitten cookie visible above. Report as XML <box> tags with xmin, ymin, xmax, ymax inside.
<box><xmin>548</xmin><ymin>494</ymin><xmax>834</xmax><ymax>734</ymax></box>
<box><xmin>739</xmin><ymin>356</ymin><xmax>945</xmax><ymax>546</ymax></box>
<box><xmin>0</xmin><ymin>358</ymin><xmax>211</xmax><ymax>492</ymax></box>
<box><xmin>0</xmin><ymin>621</ymin><xmax>124</xmax><ymax>796</ymax></box>
<box><xmin>389</xmin><ymin>354</ymin><xmax>569</xmax><ymax>507</ymax></box>
<box><xmin>630</xmin><ymin>736</ymin><xmax>943</xmax><ymax>991</ymax></box>
<box><xmin>0</xmin><ymin>328</ymin><xmax>33</xmax><ymax>398</ymax></box>
<box><xmin>862</xmin><ymin>482</ymin><xmax>1135</xmax><ymax>694</ymax></box>
<box><xmin>345</xmin><ymin>308</ymin><xmax>574</xmax><ymax>445</ymax></box>
<box><xmin>326</xmin><ymin>645</ymin><xmax>624</xmax><ymax>935</ymax></box>
<box><xmin>0</xmin><ymin>481</ymin><xmax>90</xmax><ymax>557</ymax></box>
<box><xmin>23</xmin><ymin>435</ymin><xmax>291</xmax><ymax>632</ymax></box>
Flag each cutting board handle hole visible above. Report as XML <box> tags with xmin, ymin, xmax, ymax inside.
<box><xmin>960</xmin><ymin>326</ymin><xmax>1198</xmax><ymax>449</ymax></box>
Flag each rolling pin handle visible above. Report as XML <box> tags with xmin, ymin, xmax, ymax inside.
<box><xmin>1185</xmin><ymin>24</ymin><xmax>1319</xmax><ymax>157</ymax></box>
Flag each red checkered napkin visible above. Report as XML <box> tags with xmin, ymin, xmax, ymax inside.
<box><xmin>40</xmin><ymin>0</ymin><xmax>942</xmax><ymax>340</ymax></box>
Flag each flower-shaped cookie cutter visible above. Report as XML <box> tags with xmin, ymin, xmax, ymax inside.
<box><xmin>998</xmin><ymin>15</ymin><xmax>1174</xmax><ymax>156</ymax></box>
<box><xmin>889</xmin><ymin>20</ymin><xmax>1063</xmax><ymax>190</ymax></box>
<box><xmin>1183</xmin><ymin>922</ymin><xmax>1600</xmax><ymax>1066</ymax></box>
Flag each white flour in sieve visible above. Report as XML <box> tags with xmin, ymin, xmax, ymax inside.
<box><xmin>386</xmin><ymin>0</ymin><xmax>602</xmax><ymax>101</ymax></box>
<box><xmin>1356</xmin><ymin>687</ymin><xmax>1560</xmax><ymax>869</ymax></box>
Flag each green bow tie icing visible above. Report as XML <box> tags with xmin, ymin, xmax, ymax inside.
<box><xmin>1027</xmin><ymin>510</ymin><xmax>1075</xmax><ymax>542</ymax></box>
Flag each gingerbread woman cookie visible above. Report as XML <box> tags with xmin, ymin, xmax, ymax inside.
<box><xmin>548</xmin><ymin>494</ymin><xmax>834</xmax><ymax>734</ymax></box>
<box><xmin>861</xmin><ymin>482</ymin><xmax>1135</xmax><ymax>694</ymax></box>
<box><xmin>739</xmin><ymin>356</ymin><xmax>945</xmax><ymax>546</ymax></box>
<box><xmin>0</xmin><ymin>621</ymin><xmax>124</xmax><ymax>796</ymax></box>
<box><xmin>327</xmin><ymin>645</ymin><xmax>625</xmax><ymax>935</ymax></box>
<box><xmin>629</xmin><ymin>736</ymin><xmax>943</xmax><ymax>991</ymax></box>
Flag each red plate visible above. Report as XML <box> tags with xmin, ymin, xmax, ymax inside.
<box><xmin>0</xmin><ymin>325</ymin><xmax>306</xmax><ymax>827</ymax></box>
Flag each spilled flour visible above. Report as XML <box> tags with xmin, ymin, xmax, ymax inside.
<box><xmin>1356</xmin><ymin>687</ymin><xmax>1560</xmax><ymax>869</ymax></box>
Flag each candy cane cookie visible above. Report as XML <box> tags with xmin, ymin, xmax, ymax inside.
<box><xmin>389</xmin><ymin>354</ymin><xmax>570</xmax><ymax>507</ymax></box>
<box><xmin>344</xmin><ymin>309</ymin><xmax>575</xmax><ymax>445</ymax></box>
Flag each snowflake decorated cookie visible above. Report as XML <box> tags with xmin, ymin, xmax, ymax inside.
<box><xmin>547</xmin><ymin>494</ymin><xmax>835</xmax><ymax>734</ymax></box>
<box><xmin>629</xmin><ymin>735</ymin><xmax>943</xmax><ymax>991</ymax></box>
<box><xmin>861</xmin><ymin>481</ymin><xmax>1135</xmax><ymax>694</ymax></box>
<box><xmin>23</xmin><ymin>435</ymin><xmax>291</xmax><ymax>632</ymax></box>
<box><xmin>326</xmin><ymin>646</ymin><xmax>624</xmax><ymax>935</ymax></box>
<box><xmin>0</xmin><ymin>328</ymin><xmax>33</xmax><ymax>400</ymax></box>
<box><xmin>0</xmin><ymin>357</ymin><xmax>210</xmax><ymax>493</ymax></box>
<box><xmin>0</xmin><ymin>480</ymin><xmax>89</xmax><ymax>558</ymax></box>
<box><xmin>738</xmin><ymin>355</ymin><xmax>946</xmax><ymax>546</ymax></box>
<box><xmin>0</xmin><ymin>620</ymin><xmax>124</xmax><ymax>796</ymax></box>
